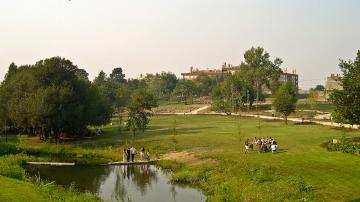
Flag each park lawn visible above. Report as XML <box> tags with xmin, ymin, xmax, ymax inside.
<box><xmin>3</xmin><ymin>115</ymin><xmax>360</xmax><ymax>201</ymax></box>
<box><xmin>0</xmin><ymin>176</ymin><xmax>48</xmax><ymax>202</ymax></box>
<box><xmin>0</xmin><ymin>175</ymin><xmax>102</xmax><ymax>202</ymax></box>
<box><xmin>93</xmin><ymin>115</ymin><xmax>360</xmax><ymax>201</ymax></box>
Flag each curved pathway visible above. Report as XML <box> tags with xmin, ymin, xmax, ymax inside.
<box><xmin>156</xmin><ymin>105</ymin><xmax>359</xmax><ymax>130</ymax></box>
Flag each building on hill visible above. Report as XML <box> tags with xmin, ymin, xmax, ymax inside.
<box><xmin>181</xmin><ymin>62</ymin><xmax>239</xmax><ymax>80</ymax></box>
<box><xmin>181</xmin><ymin>62</ymin><xmax>299</xmax><ymax>89</ymax></box>
<box><xmin>325</xmin><ymin>74</ymin><xmax>342</xmax><ymax>91</ymax></box>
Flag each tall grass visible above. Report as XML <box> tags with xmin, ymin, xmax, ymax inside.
<box><xmin>0</xmin><ymin>154</ymin><xmax>30</xmax><ymax>180</ymax></box>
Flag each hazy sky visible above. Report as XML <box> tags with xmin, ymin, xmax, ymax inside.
<box><xmin>1</xmin><ymin>0</ymin><xmax>359</xmax><ymax>89</ymax></box>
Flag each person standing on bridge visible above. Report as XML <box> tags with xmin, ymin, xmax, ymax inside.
<box><xmin>123</xmin><ymin>148</ymin><xmax>127</xmax><ymax>163</ymax></box>
<box><xmin>130</xmin><ymin>146</ymin><xmax>137</xmax><ymax>162</ymax></box>
<box><xmin>126</xmin><ymin>147</ymin><xmax>131</xmax><ymax>162</ymax></box>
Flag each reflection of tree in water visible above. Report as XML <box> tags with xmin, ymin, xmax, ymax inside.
<box><xmin>25</xmin><ymin>165</ymin><xmax>112</xmax><ymax>194</ymax></box>
<box><xmin>110</xmin><ymin>165</ymin><xmax>158</xmax><ymax>201</ymax></box>
<box><xmin>111</xmin><ymin>166</ymin><xmax>127</xmax><ymax>201</ymax></box>
<box><xmin>27</xmin><ymin>165</ymin><xmax>162</xmax><ymax>202</ymax></box>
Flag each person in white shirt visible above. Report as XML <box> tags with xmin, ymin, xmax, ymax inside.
<box><xmin>130</xmin><ymin>146</ymin><xmax>137</xmax><ymax>162</ymax></box>
<box><xmin>271</xmin><ymin>141</ymin><xmax>278</xmax><ymax>153</ymax></box>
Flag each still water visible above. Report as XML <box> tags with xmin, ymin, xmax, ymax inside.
<box><xmin>26</xmin><ymin>164</ymin><xmax>206</xmax><ymax>202</ymax></box>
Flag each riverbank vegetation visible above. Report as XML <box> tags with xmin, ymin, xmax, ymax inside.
<box><xmin>1</xmin><ymin>51</ymin><xmax>360</xmax><ymax>201</ymax></box>
<box><xmin>1</xmin><ymin>115</ymin><xmax>360</xmax><ymax>201</ymax></box>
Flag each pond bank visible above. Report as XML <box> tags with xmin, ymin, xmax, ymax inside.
<box><xmin>25</xmin><ymin>164</ymin><xmax>206</xmax><ymax>202</ymax></box>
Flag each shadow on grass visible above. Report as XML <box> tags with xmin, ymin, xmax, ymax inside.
<box><xmin>330</xmin><ymin>127</ymin><xmax>358</xmax><ymax>132</ymax></box>
<box><xmin>275</xmin><ymin>148</ymin><xmax>288</xmax><ymax>154</ymax></box>
<box><xmin>73</xmin><ymin>125</ymin><xmax>214</xmax><ymax>149</ymax></box>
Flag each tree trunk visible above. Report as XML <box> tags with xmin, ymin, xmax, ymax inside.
<box><xmin>118</xmin><ymin>108</ymin><xmax>123</xmax><ymax>131</ymax></box>
<box><xmin>4</xmin><ymin>120</ymin><xmax>7</xmax><ymax>143</ymax></box>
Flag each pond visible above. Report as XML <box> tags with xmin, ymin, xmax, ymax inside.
<box><xmin>26</xmin><ymin>164</ymin><xmax>206</xmax><ymax>202</ymax></box>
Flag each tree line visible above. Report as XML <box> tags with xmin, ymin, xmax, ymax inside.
<box><xmin>2</xmin><ymin>48</ymin><xmax>357</xmax><ymax>141</ymax></box>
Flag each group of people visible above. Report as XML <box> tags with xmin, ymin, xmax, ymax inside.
<box><xmin>123</xmin><ymin>146</ymin><xmax>150</xmax><ymax>162</ymax></box>
<box><xmin>244</xmin><ymin>137</ymin><xmax>278</xmax><ymax>153</ymax></box>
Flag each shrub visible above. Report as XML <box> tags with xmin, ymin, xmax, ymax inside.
<box><xmin>326</xmin><ymin>139</ymin><xmax>360</xmax><ymax>154</ymax></box>
<box><xmin>0</xmin><ymin>143</ymin><xmax>21</xmax><ymax>156</ymax></box>
<box><xmin>0</xmin><ymin>154</ymin><xmax>30</xmax><ymax>180</ymax></box>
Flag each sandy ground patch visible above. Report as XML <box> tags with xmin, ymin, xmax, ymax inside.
<box><xmin>161</xmin><ymin>151</ymin><xmax>216</xmax><ymax>166</ymax></box>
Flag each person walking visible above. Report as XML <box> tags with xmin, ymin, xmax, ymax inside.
<box><xmin>130</xmin><ymin>146</ymin><xmax>136</xmax><ymax>162</ymax></box>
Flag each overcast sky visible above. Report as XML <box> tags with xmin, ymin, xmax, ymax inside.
<box><xmin>1</xmin><ymin>0</ymin><xmax>359</xmax><ymax>89</ymax></box>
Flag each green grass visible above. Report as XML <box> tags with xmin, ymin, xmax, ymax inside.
<box><xmin>116</xmin><ymin>115</ymin><xmax>359</xmax><ymax>201</ymax></box>
<box><xmin>0</xmin><ymin>154</ymin><xmax>101</xmax><ymax>202</ymax></box>
<box><xmin>1</xmin><ymin>115</ymin><xmax>360</xmax><ymax>201</ymax></box>
<box><xmin>296</xmin><ymin>102</ymin><xmax>335</xmax><ymax>112</ymax></box>
<box><xmin>0</xmin><ymin>175</ymin><xmax>101</xmax><ymax>202</ymax></box>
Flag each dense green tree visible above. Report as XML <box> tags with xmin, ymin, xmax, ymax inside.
<box><xmin>330</xmin><ymin>51</ymin><xmax>360</xmax><ymax>125</ymax></box>
<box><xmin>142</xmin><ymin>72</ymin><xmax>178</xmax><ymax>101</ymax></box>
<box><xmin>93</xmin><ymin>68</ymin><xmax>126</xmax><ymax>110</ymax></box>
<box><xmin>238</xmin><ymin>47</ymin><xmax>283</xmax><ymax>107</ymax></box>
<box><xmin>126</xmin><ymin>88</ymin><xmax>158</xmax><ymax>136</ymax></box>
<box><xmin>114</xmin><ymin>85</ymin><xmax>131</xmax><ymax>128</ymax></box>
<box><xmin>172</xmin><ymin>79</ymin><xmax>199</xmax><ymax>105</ymax></box>
<box><xmin>159</xmin><ymin>72</ymin><xmax>178</xmax><ymax>100</ymax></box>
<box><xmin>273</xmin><ymin>82</ymin><xmax>298</xmax><ymax>124</ymax></box>
<box><xmin>94</xmin><ymin>70</ymin><xmax>107</xmax><ymax>85</ymax></box>
<box><xmin>195</xmin><ymin>75</ymin><xmax>218</xmax><ymax>96</ymax></box>
<box><xmin>109</xmin><ymin>67</ymin><xmax>126</xmax><ymax>84</ymax></box>
<box><xmin>0</xmin><ymin>57</ymin><xmax>112</xmax><ymax>141</ymax></box>
<box><xmin>3</xmin><ymin>62</ymin><xmax>18</xmax><ymax>81</ymax></box>
<box><xmin>127</xmin><ymin>78</ymin><xmax>147</xmax><ymax>91</ymax></box>
<box><xmin>211</xmin><ymin>74</ymin><xmax>243</xmax><ymax>115</ymax></box>
<box><xmin>314</xmin><ymin>85</ymin><xmax>325</xmax><ymax>91</ymax></box>
<box><xmin>75</xmin><ymin>69</ymin><xmax>89</xmax><ymax>80</ymax></box>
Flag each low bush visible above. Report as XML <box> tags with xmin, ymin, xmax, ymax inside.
<box><xmin>0</xmin><ymin>143</ymin><xmax>21</xmax><ymax>156</ymax></box>
<box><xmin>326</xmin><ymin>139</ymin><xmax>360</xmax><ymax>154</ymax></box>
<box><xmin>0</xmin><ymin>154</ymin><xmax>30</xmax><ymax>180</ymax></box>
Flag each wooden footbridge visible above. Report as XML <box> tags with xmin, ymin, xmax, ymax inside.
<box><xmin>26</xmin><ymin>160</ymin><xmax>158</xmax><ymax>166</ymax></box>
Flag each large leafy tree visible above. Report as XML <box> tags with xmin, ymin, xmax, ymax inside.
<box><xmin>159</xmin><ymin>72</ymin><xmax>178</xmax><ymax>100</ymax></box>
<box><xmin>172</xmin><ymin>79</ymin><xmax>199</xmax><ymax>105</ymax></box>
<box><xmin>0</xmin><ymin>57</ymin><xmax>112</xmax><ymax>141</ymax></box>
<box><xmin>273</xmin><ymin>82</ymin><xmax>298</xmax><ymax>124</ymax></box>
<box><xmin>238</xmin><ymin>47</ymin><xmax>283</xmax><ymax>107</ymax></box>
<box><xmin>330</xmin><ymin>50</ymin><xmax>360</xmax><ymax>125</ymax></box>
<box><xmin>196</xmin><ymin>74</ymin><xmax>218</xmax><ymax>96</ymax></box>
<box><xmin>126</xmin><ymin>88</ymin><xmax>158</xmax><ymax>136</ymax></box>
<box><xmin>211</xmin><ymin>74</ymin><xmax>243</xmax><ymax>115</ymax></box>
<box><xmin>109</xmin><ymin>67</ymin><xmax>126</xmax><ymax>84</ymax></box>
<box><xmin>94</xmin><ymin>68</ymin><xmax>126</xmax><ymax>110</ymax></box>
<box><xmin>114</xmin><ymin>85</ymin><xmax>131</xmax><ymax>128</ymax></box>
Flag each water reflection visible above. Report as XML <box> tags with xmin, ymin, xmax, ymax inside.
<box><xmin>26</xmin><ymin>165</ymin><xmax>205</xmax><ymax>202</ymax></box>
